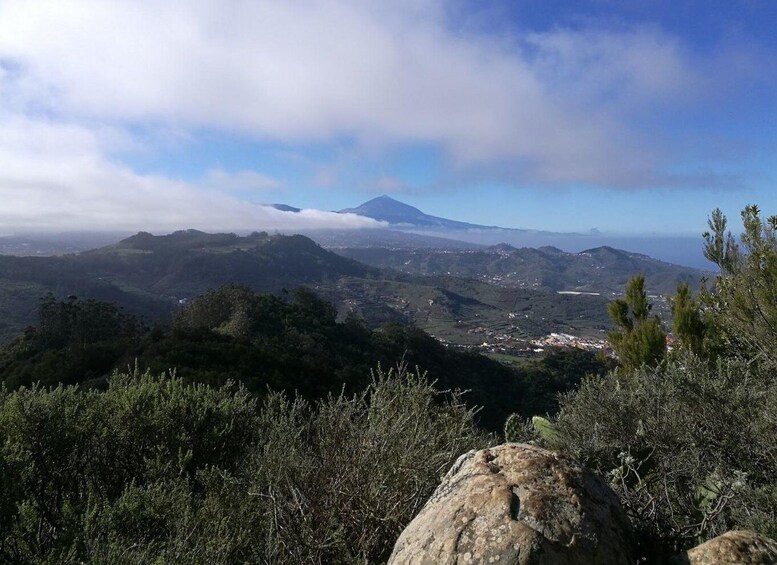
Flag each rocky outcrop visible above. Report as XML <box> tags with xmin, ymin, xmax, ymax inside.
<box><xmin>388</xmin><ymin>443</ymin><xmax>633</xmax><ymax>564</ymax></box>
<box><xmin>674</xmin><ymin>530</ymin><xmax>777</xmax><ymax>564</ymax></box>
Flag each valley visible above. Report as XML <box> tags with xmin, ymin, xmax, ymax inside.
<box><xmin>0</xmin><ymin>228</ymin><xmax>698</xmax><ymax>363</ymax></box>
<box><xmin>0</xmin><ymin>196</ymin><xmax>709</xmax><ymax>356</ymax></box>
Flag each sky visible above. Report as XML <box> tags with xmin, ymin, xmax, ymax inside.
<box><xmin>0</xmin><ymin>0</ymin><xmax>776</xmax><ymax>235</ymax></box>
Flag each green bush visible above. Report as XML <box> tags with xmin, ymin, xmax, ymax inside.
<box><xmin>0</xmin><ymin>365</ymin><xmax>489</xmax><ymax>563</ymax></box>
<box><xmin>248</xmin><ymin>364</ymin><xmax>490</xmax><ymax>563</ymax></box>
<box><xmin>0</xmin><ymin>371</ymin><xmax>260</xmax><ymax>562</ymax></box>
<box><xmin>553</xmin><ymin>353</ymin><xmax>777</xmax><ymax>556</ymax></box>
<box><xmin>544</xmin><ymin>205</ymin><xmax>777</xmax><ymax>559</ymax></box>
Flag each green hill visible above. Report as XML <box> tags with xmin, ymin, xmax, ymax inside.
<box><xmin>0</xmin><ymin>231</ymin><xmax>373</xmax><ymax>341</ymax></box>
<box><xmin>0</xmin><ymin>231</ymin><xmax>611</xmax><ymax>343</ymax></box>
<box><xmin>335</xmin><ymin>243</ymin><xmax>705</xmax><ymax>295</ymax></box>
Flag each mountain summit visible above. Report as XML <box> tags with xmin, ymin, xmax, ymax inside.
<box><xmin>335</xmin><ymin>195</ymin><xmax>706</xmax><ymax>269</ymax></box>
<box><xmin>339</xmin><ymin>195</ymin><xmax>488</xmax><ymax>230</ymax></box>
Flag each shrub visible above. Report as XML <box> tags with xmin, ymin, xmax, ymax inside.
<box><xmin>0</xmin><ymin>371</ymin><xmax>260</xmax><ymax>562</ymax></box>
<box><xmin>0</xmin><ymin>365</ymin><xmax>489</xmax><ymax>563</ymax></box>
<box><xmin>553</xmin><ymin>352</ymin><xmax>777</xmax><ymax>557</ymax></box>
<box><xmin>249</xmin><ymin>364</ymin><xmax>490</xmax><ymax>563</ymax></box>
<box><xmin>607</xmin><ymin>275</ymin><xmax>666</xmax><ymax>370</ymax></box>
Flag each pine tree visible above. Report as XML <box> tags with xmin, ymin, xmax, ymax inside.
<box><xmin>702</xmin><ymin>205</ymin><xmax>777</xmax><ymax>364</ymax></box>
<box><xmin>669</xmin><ymin>282</ymin><xmax>706</xmax><ymax>357</ymax></box>
<box><xmin>607</xmin><ymin>275</ymin><xmax>666</xmax><ymax>370</ymax></box>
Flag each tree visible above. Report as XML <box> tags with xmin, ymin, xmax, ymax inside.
<box><xmin>669</xmin><ymin>282</ymin><xmax>707</xmax><ymax>357</ymax></box>
<box><xmin>607</xmin><ymin>275</ymin><xmax>666</xmax><ymax>370</ymax></box>
<box><xmin>34</xmin><ymin>294</ymin><xmax>145</xmax><ymax>349</ymax></box>
<box><xmin>702</xmin><ymin>205</ymin><xmax>777</xmax><ymax>365</ymax></box>
<box><xmin>549</xmin><ymin>206</ymin><xmax>777</xmax><ymax>558</ymax></box>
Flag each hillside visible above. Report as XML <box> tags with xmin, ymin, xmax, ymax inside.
<box><xmin>82</xmin><ymin>229</ymin><xmax>373</xmax><ymax>296</ymax></box>
<box><xmin>0</xmin><ymin>290</ymin><xmax>614</xmax><ymax>563</ymax></box>
<box><xmin>0</xmin><ymin>231</ymin><xmax>611</xmax><ymax>344</ymax></box>
<box><xmin>0</xmin><ymin>289</ymin><xmax>612</xmax><ymax>432</ymax></box>
<box><xmin>334</xmin><ymin>243</ymin><xmax>704</xmax><ymax>295</ymax></box>
<box><xmin>0</xmin><ymin>231</ymin><xmax>371</xmax><ymax>341</ymax></box>
<box><xmin>320</xmin><ymin>274</ymin><xmax>609</xmax><ymax>345</ymax></box>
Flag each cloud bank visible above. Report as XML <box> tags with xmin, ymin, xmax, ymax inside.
<box><xmin>0</xmin><ymin>114</ymin><xmax>382</xmax><ymax>231</ymax></box>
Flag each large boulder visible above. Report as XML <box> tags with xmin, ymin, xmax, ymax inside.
<box><xmin>674</xmin><ymin>530</ymin><xmax>777</xmax><ymax>564</ymax></box>
<box><xmin>388</xmin><ymin>443</ymin><xmax>633</xmax><ymax>564</ymax></box>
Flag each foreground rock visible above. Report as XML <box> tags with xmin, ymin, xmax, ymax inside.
<box><xmin>388</xmin><ymin>443</ymin><xmax>633</xmax><ymax>564</ymax></box>
<box><xmin>675</xmin><ymin>530</ymin><xmax>777</xmax><ymax>564</ymax></box>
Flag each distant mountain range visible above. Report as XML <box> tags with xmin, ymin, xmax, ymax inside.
<box><xmin>0</xmin><ymin>197</ymin><xmax>712</xmax><ymax>270</ymax></box>
<box><xmin>271</xmin><ymin>204</ymin><xmax>302</xmax><ymax>213</ymax></box>
<box><xmin>335</xmin><ymin>243</ymin><xmax>703</xmax><ymax>295</ymax></box>
<box><xmin>81</xmin><ymin>230</ymin><xmax>375</xmax><ymax>300</ymax></box>
<box><xmin>269</xmin><ymin>195</ymin><xmax>712</xmax><ymax>269</ymax></box>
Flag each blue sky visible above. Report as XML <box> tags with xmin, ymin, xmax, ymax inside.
<box><xmin>0</xmin><ymin>0</ymin><xmax>775</xmax><ymax>234</ymax></box>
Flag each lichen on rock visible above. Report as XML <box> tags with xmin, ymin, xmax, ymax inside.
<box><xmin>673</xmin><ymin>530</ymin><xmax>777</xmax><ymax>565</ymax></box>
<box><xmin>388</xmin><ymin>443</ymin><xmax>634</xmax><ymax>565</ymax></box>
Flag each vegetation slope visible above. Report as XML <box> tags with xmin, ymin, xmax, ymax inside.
<box><xmin>335</xmin><ymin>243</ymin><xmax>704</xmax><ymax>294</ymax></box>
<box><xmin>0</xmin><ymin>230</ymin><xmax>611</xmax><ymax>343</ymax></box>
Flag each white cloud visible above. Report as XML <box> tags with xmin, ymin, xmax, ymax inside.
<box><xmin>0</xmin><ymin>0</ymin><xmax>746</xmax><ymax>189</ymax></box>
<box><xmin>311</xmin><ymin>164</ymin><xmax>339</xmax><ymax>188</ymax></box>
<box><xmin>0</xmin><ymin>114</ymin><xmax>383</xmax><ymax>231</ymax></box>
<box><xmin>0</xmin><ymin>0</ymin><xmax>768</xmax><ymax>231</ymax></box>
<box><xmin>526</xmin><ymin>28</ymin><xmax>700</xmax><ymax>107</ymax></box>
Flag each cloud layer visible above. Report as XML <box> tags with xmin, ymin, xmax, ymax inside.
<box><xmin>0</xmin><ymin>114</ymin><xmax>382</xmax><ymax>231</ymax></box>
<box><xmin>0</xmin><ymin>0</ymin><xmax>768</xmax><ymax>230</ymax></box>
